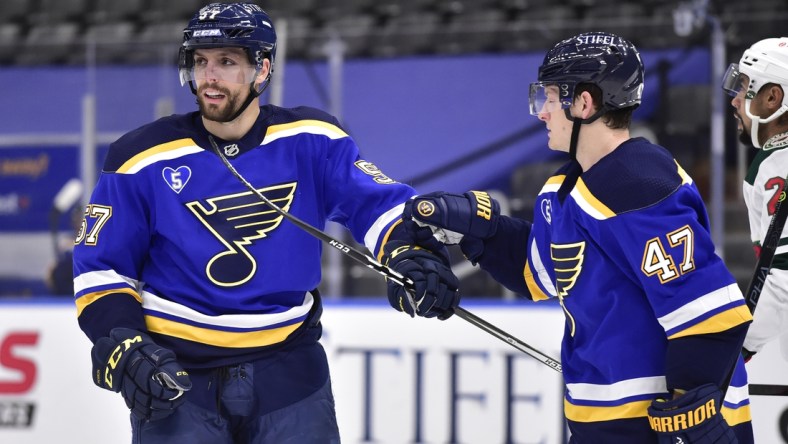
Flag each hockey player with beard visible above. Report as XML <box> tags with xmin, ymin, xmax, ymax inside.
<box><xmin>722</xmin><ymin>37</ymin><xmax>788</xmax><ymax>361</ymax></box>
<box><xmin>400</xmin><ymin>32</ymin><xmax>754</xmax><ymax>443</ymax></box>
<box><xmin>72</xmin><ymin>3</ymin><xmax>460</xmax><ymax>443</ymax></box>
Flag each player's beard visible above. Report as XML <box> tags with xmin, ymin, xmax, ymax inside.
<box><xmin>197</xmin><ymin>84</ymin><xmax>246</xmax><ymax>123</ymax></box>
<box><xmin>734</xmin><ymin>112</ymin><xmax>753</xmax><ymax>147</ymax></box>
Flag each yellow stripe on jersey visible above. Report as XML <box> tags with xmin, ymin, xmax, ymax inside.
<box><xmin>376</xmin><ymin>219</ymin><xmax>403</xmax><ymax>262</ymax></box>
<box><xmin>667</xmin><ymin>305</ymin><xmax>752</xmax><ymax>339</ymax></box>
<box><xmin>564</xmin><ymin>398</ymin><xmax>651</xmax><ymax>422</ymax></box>
<box><xmin>263</xmin><ymin>119</ymin><xmax>349</xmax><ymax>144</ymax></box>
<box><xmin>722</xmin><ymin>403</ymin><xmax>751</xmax><ymax>427</ymax></box>
<box><xmin>675</xmin><ymin>160</ymin><xmax>693</xmax><ymax>185</ymax></box>
<box><xmin>538</xmin><ymin>174</ymin><xmax>565</xmax><ymax>194</ymax></box>
<box><xmin>145</xmin><ymin>315</ymin><xmax>303</xmax><ymax>348</ymax></box>
<box><xmin>524</xmin><ymin>258</ymin><xmax>551</xmax><ymax>301</ymax></box>
<box><xmin>571</xmin><ymin>178</ymin><xmax>616</xmax><ymax>220</ymax></box>
<box><xmin>75</xmin><ymin>288</ymin><xmax>142</xmax><ymax>317</ymax></box>
<box><xmin>116</xmin><ymin>138</ymin><xmax>201</xmax><ymax>174</ymax></box>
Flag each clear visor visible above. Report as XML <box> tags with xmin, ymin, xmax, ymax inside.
<box><xmin>721</xmin><ymin>63</ymin><xmax>744</xmax><ymax>97</ymax></box>
<box><xmin>179</xmin><ymin>57</ymin><xmax>260</xmax><ymax>87</ymax></box>
<box><xmin>529</xmin><ymin>82</ymin><xmax>575</xmax><ymax>115</ymax></box>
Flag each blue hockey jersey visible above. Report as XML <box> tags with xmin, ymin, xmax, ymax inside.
<box><xmin>73</xmin><ymin>105</ymin><xmax>416</xmax><ymax>367</ymax></box>
<box><xmin>477</xmin><ymin>138</ymin><xmax>753</xmax><ymax>442</ymax></box>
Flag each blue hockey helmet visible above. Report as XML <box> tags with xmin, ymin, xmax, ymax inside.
<box><xmin>529</xmin><ymin>32</ymin><xmax>644</xmax><ymax>116</ymax></box>
<box><xmin>178</xmin><ymin>2</ymin><xmax>276</xmax><ymax>90</ymax></box>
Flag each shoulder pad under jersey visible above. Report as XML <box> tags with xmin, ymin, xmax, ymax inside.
<box><xmin>579</xmin><ymin>137</ymin><xmax>691</xmax><ymax>215</ymax></box>
<box><xmin>103</xmin><ymin>113</ymin><xmax>203</xmax><ymax>173</ymax></box>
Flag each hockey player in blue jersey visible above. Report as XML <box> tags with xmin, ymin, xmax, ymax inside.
<box><xmin>400</xmin><ymin>32</ymin><xmax>754</xmax><ymax>443</ymax></box>
<box><xmin>72</xmin><ymin>3</ymin><xmax>459</xmax><ymax>443</ymax></box>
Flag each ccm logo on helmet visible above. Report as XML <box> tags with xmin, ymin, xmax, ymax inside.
<box><xmin>193</xmin><ymin>29</ymin><xmax>222</xmax><ymax>37</ymax></box>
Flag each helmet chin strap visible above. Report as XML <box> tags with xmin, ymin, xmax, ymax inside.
<box><xmin>222</xmin><ymin>73</ymin><xmax>272</xmax><ymax>123</ymax></box>
<box><xmin>564</xmin><ymin>108</ymin><xmax>606</xmax><ymax>161</ymax></box>
<box><xmin>190</xmin><ymin>71</ymin><xmax>273</xmax><ymax>124</ymax></box>
<box><xmin>744</xmin><ymin>97</ymin><xmax>788</xmax><ymax>149</ymax></box>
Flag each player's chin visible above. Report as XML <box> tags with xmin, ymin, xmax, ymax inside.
<box><xmin>546</xmin><ymin>139</ymin><xmax>563</xmax><ymax>152</ymax></box>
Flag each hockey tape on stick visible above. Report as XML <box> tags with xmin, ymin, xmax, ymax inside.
<box><xmin>210</xmin><ymin>136</ymin><xmax>561</xmax><ymax>372</ymax></box>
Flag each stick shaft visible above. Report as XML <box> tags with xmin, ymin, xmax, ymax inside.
<box><xmin>724</xmin><ymin>180</ymin><xmax>788</xmax><ymax>395</ymax></box>
<box><xmin>748</xmin><ymin>383</ymin><xmax>788</xmax><ymax>396</ymax></box>
<box><xmin>454</xmin><ymin>307</ymin><xmax>562</xmax><ymax>372</ymax></box>
<box><xmin>210</xmin><ymin>137</ymin><xmax>562</xmax><ymax>371</ymax></box>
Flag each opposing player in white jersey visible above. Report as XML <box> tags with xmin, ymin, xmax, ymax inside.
<box><xmin>72</xmin><ymin>3</ymin><xmax>459</xmax><ymax>443</ymax></box>
<box><xmin>722</xmin><ymin>37</ymin><xmax>788</xmax><ymax>360</ymax></box>
<box><xmin>401</xmin><ymin>32</ymin><xmax>754</xmax><ymax>443</ymax></box>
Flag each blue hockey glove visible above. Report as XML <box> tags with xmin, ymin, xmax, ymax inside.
<box><xmin>403</xmin><ymin>191</ymin><xmax>500</xmax><ymax>245</ymax></box>
<box><xmin>91</xmin><ymin>328</ymin><xmax>192</xmax><ymax>421</ymax></box>
<box><xmin>383</xmin><ymin>241</ymin><xmax>460</xmax><ymax>320</ymax></box>
<box><xmin>647</xmin><ymin>384</ymin><xmax>736</xmax><ymax>443</ymax></box>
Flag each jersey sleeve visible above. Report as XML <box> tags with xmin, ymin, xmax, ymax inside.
<box><xmin>73</xmin><ymin>167</ymin><xmax>150</xmax><ymax>342</ymax></box>
<box><xmin>473</xmin><ymin>215</ymin><xmax>538</xmax><ymax>297</ymax></box>
<box><xmin>319</xmin><ymin>135</ymin><xmax>416</xmax><ymax>258</ymax></box>
<box><xmin>601</xmin><ymin>185</ymin><xmax>751</xmax><ymax>390</ymax></box>
<box><xmin>604</xmin><ymin>185</ymin><xmax>751</xmax><ymax>339</ymax></box>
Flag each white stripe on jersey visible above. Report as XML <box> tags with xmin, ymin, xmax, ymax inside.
<box><xmin>570</xmin><ymin>186</ymin><xmax>611</xmax><ymax>220</ymax></box>
<box><xmin>657</xmin><ymin>283</ymin><xmax>743</xmax><ymax>331</ymax></box>
<box><xmin>566</xmin><ymin>376</ymin><xmax>667</xmax><ymax>401</ymax></box>
<box><xmin>123</xmin><ymin>145</ymin><xmax>203</xmax><ymax>174</ymax></box>
<box><xmin>538</xmin><ymin>182</ymin><xmax>561</xmax><ymax>195</ymax></box>
<box><xmin>724</xmin><ymin>383</ymin><xmax>749</xmax><ymax>405</ymax></box>
<box><xmin>73</xmin><ymin>269</ymin><xmax>140</xmax><ymax>294</ymax></box>
<box><xmin>141</xmin><ymin>290</ymin><xmax>314</xmax><ymax>329</ymax></box>
<box><xmin>262</xmin><ymin>123</ymin><xmax>348</xmax><ymax>145</ymax></box>
<box><xmin>364</xmin><ymin>202</ymin><xmax>409</xmax><ymax>252</ymax></box>
<box><xmin>529</xmin><ymin>237</ymin><xmax>557</xmax><ymax>297</ymax></box>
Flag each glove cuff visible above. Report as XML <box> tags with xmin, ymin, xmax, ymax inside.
<box><xmin>647</xmin><ymin>384</ymin><xmax>731</xmax><ymax>441</ymax></box>
<box><xmin>463</xmin><ymin>191</ymin><xmax>500</xmax><ymax>238</ymax></box>
<box><xmin>459</xmin><ymin>236</ymin><xmax>485</xmax><ymax>264</ymax></box>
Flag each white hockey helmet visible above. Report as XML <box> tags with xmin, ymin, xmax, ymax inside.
<box><xmin>722</xmin><ymin>37</ymin><xmax>788</xmax><ymax>148</ymax></box>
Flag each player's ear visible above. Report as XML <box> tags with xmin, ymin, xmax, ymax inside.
<box><xmin>578</xmin><ymin>91</ymin><xmax>597</xmax><ymax>119</ymax></box>
<box><xmin>765</xmin><ymin>84</ymin><xmax>784</xmax><ymax>112</ymax></box>
<box><xmin>254</xmin><ymin>59</ymin><xmax>271</xmax><ymax>88</ymax></box>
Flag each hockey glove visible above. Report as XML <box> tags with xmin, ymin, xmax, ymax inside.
<box><xmin>647</xmin><ymin>384</ymin><xmax>736</xmax><ymax>443</ymax></box>
<box><xmin>383</xmin><ymin>241</ymin><xmax>460</xmax><ymax>320</ymax></box>
<box><xmin>403</xmin><ymin>191</ymin><xmax>500</xmax><ymax>245</ymax></box>
<box><xmin>91</xmin><ymin>328</ymin><xmax>192</xmax><ymax>421</ymax></box>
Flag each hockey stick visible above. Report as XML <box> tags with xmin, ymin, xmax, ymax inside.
<box><xmin>208</xmin><ymin>136</ymin><xmax>562</xmax><ymax>373</ymax></box>
<box><xmin>748</xmin><ymin>383</ymin><xmax>788</xmax><ymax>396</ymax></box>
<box><xmin>742</xmin><ymin>182</ymin><xmax>788</xmax><ymax>396</ymax></box>
<box><xmin>726</xmin><ymin>181</ymin><xmax>788</xmax><ymax>396</ymax></box>
<box><xmin>743</xmin><ymin>185</ymin><xmax>788</xmax><ymax>313</ymax></box>
<box><xmin>453</xmin><ymin>306</ymin><xmax>562</xmax><ymax>372</ymax></box>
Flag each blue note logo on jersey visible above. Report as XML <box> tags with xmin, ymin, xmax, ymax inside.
<box><xmin>162</xmin><ymin>166</ymin><xmax>192</xmax><ymax>194</ymax></box>
<box><xmin>186</xmin><ymin>182</ymin><xmax>297</xmax><ymax>286</ymax></box>
<box><xmin>551</xmin><ymin>241</ymin><xmax>585</xmax><ymax>297</ymax></box>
